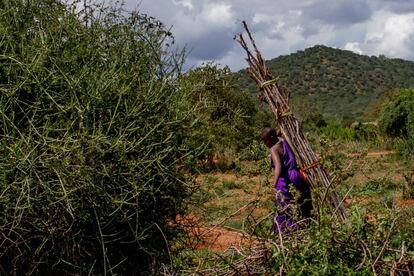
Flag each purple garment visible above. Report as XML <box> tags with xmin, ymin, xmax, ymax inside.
<box><xmin>270</xmin><ymin>140</ymin><xmax>312</xmax><ymax>233</ymax></box>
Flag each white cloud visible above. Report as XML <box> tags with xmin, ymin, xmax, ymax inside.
<box><xmin>200</xmin><ymin>3</ymin><xmax>234</xmax><ymax>25</ymax></box>
<box><xmin>377</xmin><ymin>13</ymin><xmax>414</xmax><ymax>58</ymax></box>
<box><xmin>252</xmin><ymin>13</ymin><xmax>268</xmax><ymax>24</ymax></box>
<box><xmin>173</xmin><ymin>0</ymin><xmax>194</xmax><ymax>10</ymax></box>
<box><xmin>344</xmin><ymin>42</ymin><xmax>363</xmax><ymax>54</ymax></box>
<box><xmin>360</xmin><ymin>11</ymin><xmax>414</xmax><ymax>59</ymax></box>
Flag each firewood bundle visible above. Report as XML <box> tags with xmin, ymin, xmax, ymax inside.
<box><xmin>236</xmin><ymin>21</ymin><xmax>347</xmax><ymax>222</ymax></box>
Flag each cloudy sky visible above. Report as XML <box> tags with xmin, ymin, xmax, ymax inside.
<box><xmin>126</xmin><ymin>0</ymin><xmax>414</xmax><ymax>71</ymax></box>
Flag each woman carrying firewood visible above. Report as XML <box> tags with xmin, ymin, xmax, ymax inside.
<box><xmin>261</xmin><ymin>127</ymin><xmax>312</xmax><ymax>233</ymax></box>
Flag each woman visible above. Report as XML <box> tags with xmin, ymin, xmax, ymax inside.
<box><xmin>261</xmin><ymin>127</ymin><xmax>312</xmax><ymax>233</ymax></box>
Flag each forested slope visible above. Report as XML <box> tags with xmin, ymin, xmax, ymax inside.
<box><xmin>236</xmin><ymin>45</ymin><xmax>414</xmax><ymax>121</ymax></box>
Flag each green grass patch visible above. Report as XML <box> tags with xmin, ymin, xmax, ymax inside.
<box><xmin>235</xmin><ymin>160</ymin><xmax>268</xmax><ymax>176</ymax></box>
<box><xmin>204</xmin><ymin>175</ymin><xmax>219</xmax><ymax>187</ymax></box>
<box><xmin>354</xmin><ymin>177</ymin><xmax>397</xmax><ymax>196</ymax></box>
<box><xmin>402</xmin><ymin>173</ymin><xmax>414</xmax><ymax>199</ymax></box>
<box><xmin>222</xmin><ymin>180</ymin><xmax>243</xmax><ymax>190</ymax></box>
<box><xmin>224</xmin><ymin>219</ymin><xmax>244</xmax><ymax>230</ymax></box>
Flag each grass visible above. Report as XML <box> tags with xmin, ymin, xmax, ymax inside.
<box><xmin>204</xmin><ymin>175</ymin><xmax>219</xmax><ymax>187</ymax></box>
<box><xmin>222</xmin><ymin>180</ymin><xmax>243</xmax><ymax>190</ymax></box>
<box><xmin>402</xmin><ymin>173</ymin><xmax>414</xmax><ymax>199</ymax></box>
<box><xmin>224</xmin><ymin>219</ymin><xmax>244</xmax><ymax>230</ymax></box>
<box><xmin>353</xmin><ymin>177</ymin><xmax>397</xmax><ymax>196</ymax></box>
<box><xmin>190</xmin><ymin>172</ymin><xmax>272</xmax><ymax>231</ymax></box>
<box><xmin>170</xmin><ymin>140</ymin><xmax>414</xmax><ymax>274</ymax></box>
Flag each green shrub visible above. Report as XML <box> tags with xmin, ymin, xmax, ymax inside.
<box><xmin>402</xmin><ymin>173</ymin><xmax>414</xmax><ymax>199</ymax></box>
<box><xmin>0</xmin><ymin>1</ymin><xmax>195</xmax><ymax>274</ymax></box>
<box><xmin>379</xmin><ymin>89</ymin><xmax>414</xmax><ymax>138</ymax></box>
<box><xmin>179</xmin><ymin>64</ymin><xmax>273</xmax><ymax>169</ymax></box>
<box><xmin>353</xmin><ymin>123</ymin><xmax>381</xmax><ymax>142</ymax></box>
<box><xmin>267</xmin><ymin>208</ymin><xmax>414</xmax><ymax>274</ymax></box>
<box><xmin>318</xmin><ymin>121</ymin><xmax>356</xmax><ymax>141</ymax></box>
<box><xmin>238</xmin><ymin>139</ymin><xmax>268</xmax><ymax>161</ymax></box>
<box><xmin>395</xmin><ymin>137</ymin><xmax>414</xmax><ymax>160</ymax></box>
<box><xmin>379</xmin><ymin>89</ymin><xmax>414</xmax><ymax>160</ymax></box>
<box><xmin>222</xmin><ymin>180</ymin><xmax>243</xmax><ymax>190</ymax></box>
<box><xmin>354</xmin><ymin>177</ymin><xmax>396</xmax><ymax>195</ymax></box>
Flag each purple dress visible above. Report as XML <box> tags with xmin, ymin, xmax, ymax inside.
<box><xmin>270</xmin><ymin>140</ymin><xmax>312</xmax><ymax>233</ymax></box>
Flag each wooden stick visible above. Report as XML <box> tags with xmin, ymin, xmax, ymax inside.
<box><xmin>236</xmin><ymin>21</ymin><xmax>347</xmax><ymax>222</ymax></box>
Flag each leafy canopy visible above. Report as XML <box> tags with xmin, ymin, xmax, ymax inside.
<box><xmin>379</xmin><ymin>89</ymin><xmax>414</xmax><ymax>138</ymax></box>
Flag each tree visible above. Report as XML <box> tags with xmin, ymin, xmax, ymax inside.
<box><xmin>379</xmin><ymin>89</ymin><xmax>414</xmax><ymax>138</ymax></box>
<box><xmin>179</xmin><ymin>64</ymin><xmax>272</xmax><ymax>169</ymax></box>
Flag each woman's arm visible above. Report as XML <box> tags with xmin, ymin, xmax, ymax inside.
<box><xmin>270</xmin><ymin>144</ymin><xmax>282</xmax><ymax>185</ymax></box>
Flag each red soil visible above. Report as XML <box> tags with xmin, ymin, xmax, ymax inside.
<box><xmin>175</xmin><ymin>214</ymin><xmax>258</xmax><ymax>251</ymax></box>
<box><xmin>395</xmin><ymin>196</ymin><xmax>414</xmax><ymax>208</ymax></box>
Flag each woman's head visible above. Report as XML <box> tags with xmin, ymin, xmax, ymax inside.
<box><xmin>261</xmin><ymin>127</ymin><xmax>279</xmax><ymax>148</ymax></box>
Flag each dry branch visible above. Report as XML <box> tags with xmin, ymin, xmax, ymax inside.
<box><xmin>236</xmin><ymin>21</ymin><xmax>347</xmax><ymax>222</ymax></box>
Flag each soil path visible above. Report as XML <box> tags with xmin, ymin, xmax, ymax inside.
<box><xmin>192</xmin><ymin>225</ymin><xmax>257</xmax><ymax>251</ymax></box>
<box><xmin>347</xmin><ymin>150</ymin><xmax>395</xmax><ymax>158</ymax></box>
<box><xmin>177</xmin><ymin>214</ymin><xmax>259</xmax><ymax>251</ymax></box>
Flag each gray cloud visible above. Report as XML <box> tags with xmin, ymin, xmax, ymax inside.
<box><xmin>187</xmin><ymin>29</ymin><xmax>234</xmax><ymax>60</ymax></box>
<box><xmin>369</xmin><ymin>0</ymin><xmax>414</xmax><ymax>14</ymax></box>
<box><xmin>128</xmin><ymin>0</ymin><xmax>414</xmax><ymax>70</ymax></box>
<box><xmin>304</xmin><ymin>0</ymin><xmax>372</xmax><ymax>25</ymax></box>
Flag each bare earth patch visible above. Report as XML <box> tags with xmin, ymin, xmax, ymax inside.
<box><xmin>175</xmin><ymin>214</ymin><xmax>259</xmax><ymax>251</ymax></box>
<box><xmin>395</xmin><ymin>196</ymin><xmax>414</xmax><ymax>208</ymax></box>
<box><xmin>185</xmin><ymin>172</ymin><xmax>271</xmax><ymax>251</ymax></box>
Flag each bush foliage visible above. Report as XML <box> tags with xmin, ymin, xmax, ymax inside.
<box><xmin>379</xmin><ymin>89</ymin><xmax>414</xmax><ymax>159</ymax></box>
<box><xmin>0</xmin><ymin>0</ymin><xmax>194</xmax><ymax>274</ymax></box>
<box><xmin>379</xmin><ymin>89</ymin><xmax>414</xmax><ymax>138</ymax></box>
<box><xmin>179</xmin><ymin>64</ymin><xmax>272</xmax><ymax>170</ymax></box>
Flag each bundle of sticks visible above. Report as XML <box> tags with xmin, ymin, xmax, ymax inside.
<box><xmin>236</xmin><ymin>21</ymin><xmax>347</xmax><ymax>222</ymax></box>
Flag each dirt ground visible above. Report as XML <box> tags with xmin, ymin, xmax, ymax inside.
<box><xmin>175</xmin><ymin>213</ymin><xmax>259</xmax><ymax>251</ymax></box>
<box><xmin>184</xmin><ymin>149</ymin><xmax>412</xmax><ymax>251</ymax></box>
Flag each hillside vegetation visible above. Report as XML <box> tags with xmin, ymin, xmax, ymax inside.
<box><xmin>237</xmin><ymin>45</ymin><xmax>414</xmax><ymax>121</ymax></box>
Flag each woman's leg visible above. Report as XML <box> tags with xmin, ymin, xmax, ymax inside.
<box><xmin>272</xmin><ymin>180</ymin><xmax>299</xmax><ymax>233</ymax></box>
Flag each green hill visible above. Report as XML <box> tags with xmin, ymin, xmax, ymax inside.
<box><xmin>236</xmin><ymin>45</ymin><xmax>414</xmax><ymax>121</ymax></box>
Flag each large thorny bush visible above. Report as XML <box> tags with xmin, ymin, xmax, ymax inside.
<box><xmin>0</xmin><ymin>0</ymin><xmax>194</xmax><ymax>274</ymax></box>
